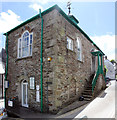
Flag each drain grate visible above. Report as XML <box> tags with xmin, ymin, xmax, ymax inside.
<box><xmin>100</xmin><ymin>92</ymin><xmax>107</xmax><ymax>98</ymax></box>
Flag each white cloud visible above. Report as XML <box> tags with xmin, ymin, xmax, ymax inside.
<box><xmin>90</xmin><ymin>35</ymin><xmax>115</xmax><ymax>60</ymax></box>
<box><xmin>0</xmin><ymin>10</ymin><xmax>23</xmax><ymax>51</ymax></box>
<box><xmin>0</xmin><ymin>10</ymin><xmax>23</xmax><ymax>33</ymax></box>
<box><xmin>29</xmin><ymin>3</ymin><xmax>43</xmax><ymax>12</ymax></box>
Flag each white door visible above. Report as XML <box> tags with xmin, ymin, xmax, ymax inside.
<box><xmin>22</xmin><ymin>81</ymin><xmax>28</xmax><ymax>107</ymax></box>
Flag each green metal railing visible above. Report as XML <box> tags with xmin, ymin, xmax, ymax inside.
<box><xmin>92</xmin><ymin>66</ymin><xmax>101</xmax><ymax>92</ymax></box>
<box><xmin>91</xmin><ymin>51</ymin><xmax>105</xmax><ymax>93</ymax></box>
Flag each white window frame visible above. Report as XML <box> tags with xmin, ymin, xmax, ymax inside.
<box><xmin>77</xmin><ymin>37</ymin><xmax>82</xmax><ymax>61</ymax></box>
<box><xmin>67</xmin><ymin>37</ymin><xmax>73</xmax><ymax>51</ymax></box>
<box><xmin>17</xmin><ymin>30</ymin><xmax>33</xmax><ymax>58</ymax></box>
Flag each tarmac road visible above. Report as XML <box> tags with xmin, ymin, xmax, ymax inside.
<box><xmin>75</xmin><ymin>80</ymin><xmax>116</xmax><ymax>118</ymax></box>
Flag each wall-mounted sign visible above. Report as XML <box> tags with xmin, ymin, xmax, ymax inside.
<box><xmin>5</xmin><ymin>81</ymin><xmax>9</xmax><ymax>88</ymax></box>
<box><xmin>36</xmin><ymin>85</ymin><xmax>40</xmax><ymax>102</ymax></box>
<box><xmin>8</xmin><ymin>100</ymin><xmax>13</xmax><ymax>107</ymax></box>
<box><xmin>30</xmin><ymin>77</ymin><xmax>35</xmax><ymax>89</ymax></box>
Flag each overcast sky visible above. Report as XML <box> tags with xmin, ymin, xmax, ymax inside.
<box><xmin>0</xmin><ymin>0</ymin><xmax>116</xmax><ymax>60</ymax></box>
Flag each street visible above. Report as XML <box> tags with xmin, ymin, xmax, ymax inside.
<box><xmin>74</xmin><ymin>80</ymin><xmax>115</xmax><ymax>118</ymax></box>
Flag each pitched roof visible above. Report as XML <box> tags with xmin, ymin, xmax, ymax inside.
<box><xmin>4</xmin><ymin>4</ymin><xmax>104</xmax><ymax>55</ymax></box>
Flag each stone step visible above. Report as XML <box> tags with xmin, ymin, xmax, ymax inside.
<box><xmin>82</xmin><ymin>94</ymin><xmax>92</xmax><ymax>98</ymax></box>
<box><xmin>84</xmin><ymin>97</ymin><xmax>92</xmax><ymax>101</ymax></box>
<box><xmin>87</xmin><ymin>86</ymin><xmax>92</xmax><ymax>89</ymax></box>
<box><xmin>84</xmin><ymin>90</ymin><xmax>92</xmax><ymax>92</ymax></box>
<box><xmin>82</xmin><ymin>92</ymin><xmax>92</xmax><ymax>95</ymax></box>
<box><xmin>86</xmin><ymin>87</ymin><xmax>92</xmax><ymax>90</ymax></box>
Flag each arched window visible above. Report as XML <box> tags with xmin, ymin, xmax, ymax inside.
<box><xmin>77</xmin><ymin>37</ymin><xmax>82</xmax><ymax>61</ymax></box>
<box><xmin>18</xmin><ymin>31</ymin><xmax>33</xmax><ymax>58</ymax></box>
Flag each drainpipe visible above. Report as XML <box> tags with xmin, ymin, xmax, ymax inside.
<box><xmin>39</xmin><ymin>9</ymin><xmax>43</xmax><ymax>112</ymax></box>
<box><xmin>4</xmin><ymin>32</ymin><xmax>8</xmax><ymax>108</ymax></box>
<box><xmin>98</xmin><ymin>54</ymin><xmax>100</xmax><ymax>67</ymax></box>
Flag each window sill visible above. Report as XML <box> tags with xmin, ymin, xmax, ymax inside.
<box><xmin>67</xmin><ymin>48</ymin><xmax>75</xmax><ymax>53</ymax></box>
<box><xmin>77</xmin><ymin>59</ymin><xmax>83</xmax><ymax>63</ymax></box>
<box><xmin>16</xmin><ymin>55</ymin><xmax>32</xmax><ymax>61</ymax></box>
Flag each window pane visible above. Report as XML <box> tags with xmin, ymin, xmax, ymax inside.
<box><xmin>19</xmin><ymin>48</ymin><xmax>21</xmax><ymax>57</ymax></box>
<box><xmin>26</xmin><ymin>47</ymin><xmax>28</xmax><ymax>56</ymax></box>
<box><xmin>67</xmin><ymin>41</ymin><xmax>69</xmax><ymax>49</ymax></box>
<box><xmin>30</xmin><ymin>34</ymin><xmax>32</xmax><ymax>40</ymax></box>
<box><xmin>77</xmin><ymin>38</ymin><xmax>82</xmax><ymax>61</ymax></box>
<box><xmin>67</xmin><ymin>37</ymin><xmax>73</xmax><ymax>51</ymax></box>
<box><xmin>19</xmin><ymin>39</ymin><xmax>21</xmax><ymax>48</ymax></box>
<box><xmin>27</xmin><ymin>37</ymin><xmax>29</xmax><ymax>45</ymax></box>
<box><xmin>30</xmin><ymin>45</ymin><xmax>32</xmax><ymax>55</ymax></box>
<box><xmin>30</xmin><ymin>34</ymin><xmax>32</xmax><ymax>44</ymax></box>
<box><xmin>22</xmin><ymin>48</ymin><xmax>25</xmax><ymax>57</ymax></box>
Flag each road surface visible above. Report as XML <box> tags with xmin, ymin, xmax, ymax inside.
<box><xmin>75</xmin><ymin>80</ymin><xmax>115</xmax><ymax>118</ymax></box>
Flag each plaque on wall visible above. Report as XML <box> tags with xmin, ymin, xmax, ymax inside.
<box><xmin>30</xmin><ymin>77</ymin><xmax>35</xmax><ymax>89</ymax></box>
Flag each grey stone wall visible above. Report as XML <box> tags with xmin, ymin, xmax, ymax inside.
<box><xmin>6</xmin><ymin>9</ymin><xmax>104</xmax><ymax>113</ymax></box>
<box><xmin>50</xmin><ymin>10</ymin><xmax>100</xmax><ymax>112</ymax></box>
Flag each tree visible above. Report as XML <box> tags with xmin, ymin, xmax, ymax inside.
<box><xmin>110</xmin><ymin>59</ymin><xmax>116</xmax><ymax>65</ymax></box>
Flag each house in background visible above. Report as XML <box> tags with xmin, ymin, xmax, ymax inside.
<box><xmin>4</xmin><ymin>5</ymin><xmax>106</xmax><ymax>113</ymax></box>
<box><xmin>0</xmin><ymin>58</ymin><xmax>5</xmax><ymax>99</ymax></box>
<box><xmin>104</xmin><ymin>57</ymin><xmax>115</xmax><ymax>79</ymax></box>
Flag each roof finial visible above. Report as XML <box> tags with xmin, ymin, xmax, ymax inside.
<box><xmin>67</xmin><ymin>1</ymin><xmax>71</xmax><ymax>15</ymax></box>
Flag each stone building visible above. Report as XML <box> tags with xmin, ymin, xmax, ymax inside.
<box><xmin>4</xmin><ymin>5</ymin><xmax>106</xmax><ymax>113</ymax></box>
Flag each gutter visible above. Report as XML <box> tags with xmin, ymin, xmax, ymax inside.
<box><xmin>39</xmin><ymin>9</ymin><xmax>43</xmax><ymax>113</ymax></box>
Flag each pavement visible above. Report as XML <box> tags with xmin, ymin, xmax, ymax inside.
<box><xmin>0</xmin><ymin>99</ymin><xmax>4</xmax><ymax>109</ymax></box>
<box><xmin>75</xmin><ymin>80</ymin><xmax>116</xmax><ymax>119</ymax></box>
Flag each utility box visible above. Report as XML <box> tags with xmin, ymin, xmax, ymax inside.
<box><xmin>5</xmin><ymin>81</ymin><xmax>9</xmax><ymax>88</ymax></box>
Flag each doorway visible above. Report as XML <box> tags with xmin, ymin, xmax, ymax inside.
<box><xmin>22</xmin><ymin>80</ymin><xmax>28</xmax><ymax>107</ymax></box>
<box><xmin>91</xmin><ymin>55</ymin><xmax>96</xmax><ymax>74</ymax></box>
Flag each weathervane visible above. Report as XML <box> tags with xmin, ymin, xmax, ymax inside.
<box><xmin>67</xmin><ymin>1</ymin><xmax>71</xmax><ymax>15</ymax></box>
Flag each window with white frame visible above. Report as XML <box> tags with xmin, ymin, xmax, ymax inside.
<box><xmin>18</xmin><ymin>31</ymin><xmax>33</xmax><ymax>58</ymax></box>
<box><xmin>67</xmin><ymin>37</ymin><xmax>73</xmax><ymax>51</ymax></box>
<box><xmin>77</xmin><ymin>37</ymin><xmax>82</xmax><ymax>61</ymax></box>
